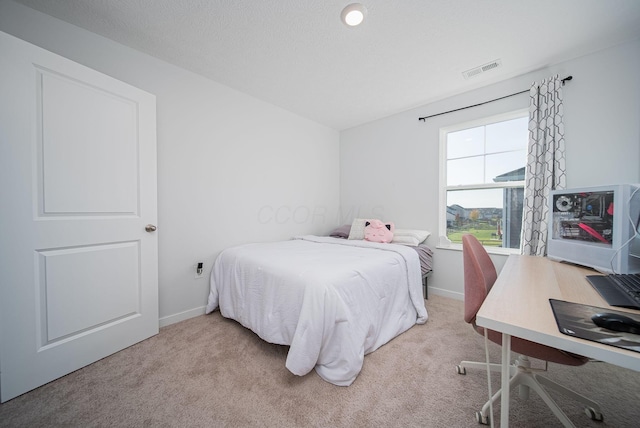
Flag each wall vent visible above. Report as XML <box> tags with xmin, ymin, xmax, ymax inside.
<box><xmin>462</xmin><ymin>59</ymin><xmax>502</xmax><ymax>80</ymax></box>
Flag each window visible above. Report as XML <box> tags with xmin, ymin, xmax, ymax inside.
<box><xmin>439</xmin><ymin>110</ymin><xmax>528</xmax><ymax>252</ymax></box>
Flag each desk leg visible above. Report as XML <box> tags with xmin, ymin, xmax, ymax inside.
<box><xmin>501</xmin><ymin>333</ymin><xmax>511</xmax><ymax>427</ymax></box>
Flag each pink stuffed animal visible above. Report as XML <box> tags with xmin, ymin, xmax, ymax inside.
<box><xmin>364</xmin><ymin>219</ymin><xmax>395</xmax><ymax>243</ymax></box>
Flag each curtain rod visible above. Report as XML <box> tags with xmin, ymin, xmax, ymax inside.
<box><xmin>418</xmin><ymin>75</ymin><xmax>573</xmax><ymax>122</ymax></box>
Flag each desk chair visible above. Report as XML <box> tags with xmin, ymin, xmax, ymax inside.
<box><xmin>456</xmin><ymin>234</ymin><xmax>603</xmax><ymax>427</ymax></box>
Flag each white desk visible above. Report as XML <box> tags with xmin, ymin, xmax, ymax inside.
<box><xmin>475</xmin><ymin>255</ymin><xmax>640</xmax><ymax>427</ymax></box>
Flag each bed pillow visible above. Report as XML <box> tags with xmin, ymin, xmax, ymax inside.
<box><xmin>348</xmin><ymin>218</ymin><xmax>370</xmax><ymax>240</ymax></box>
<box><xmin>391</xmin><ymin>229</ymin><xmax>431</xmax><ymax>246</ymax></box>
<box><xmin>329</xmin><ymin>224</ymin><xmax>351</xmax><ymax>239</ymax></box>
<box><xmin>364</xmin><ymin>219</ymin><xmax>395</xmax><ymax>243</ymax></box>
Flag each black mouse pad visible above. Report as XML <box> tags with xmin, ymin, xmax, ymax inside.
<box><xmin>549</xmin><ymin>299</ymin><xmax>640</xmax><ymax>354</ymax></box>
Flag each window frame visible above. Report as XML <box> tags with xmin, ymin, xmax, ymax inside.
<box><xmin>438</xmin><ymin>108</ymin><xmax>529</xmax><ymax>254</ymax></box>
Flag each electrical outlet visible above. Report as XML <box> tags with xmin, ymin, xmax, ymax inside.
<box><xmin>195</xmin><ymin>261</ymin><xmax>205</xmax><ymax>279</ymax></box>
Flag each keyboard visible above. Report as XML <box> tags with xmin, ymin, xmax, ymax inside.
<box><xmin>586</xmin><ymin>274</ymin><xmax>640</xmax><ymax>310</ymax></box>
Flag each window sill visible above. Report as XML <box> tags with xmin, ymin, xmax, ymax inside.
<box><xmin>436</xmin><ymin>242</ymin><xmax>519</xmax><ymax>256</ymax></box>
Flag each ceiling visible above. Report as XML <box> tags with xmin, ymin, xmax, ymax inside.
<box><xmin>14</xmin><ymin>0</ymin><xmax>640</xmax><ymax>130</ymax></box>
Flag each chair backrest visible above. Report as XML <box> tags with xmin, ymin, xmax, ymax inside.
<box><xmin>462</xmin><ymin>234</ymin><xmax>498</xmax><ymax>324</ymax></box>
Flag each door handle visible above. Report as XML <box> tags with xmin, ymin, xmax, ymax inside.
<box><xmin>145</xmin><ymin>224</ymin><xmax>157</xmax><ymax>232</ymax></box>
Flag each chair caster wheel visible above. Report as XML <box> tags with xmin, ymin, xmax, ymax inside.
<box><xmin>475</xmin><ymin>411</ymin><xmax>490</xmax><ymax>425</ymax></box>
<box><xmin>456</xmin><ymin>365</ymin><xmax>466</xmax><ymax>375</ymax></box>
<box><xmin>585</xmin><ymin>407</ymin><xmax>603</xmax><ymax>422</ymax></box>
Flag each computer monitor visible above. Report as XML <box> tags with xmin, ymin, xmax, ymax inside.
<box><xmin>547</xmin><ymin>184</ymin><xmax>640</xmax><ymax>274</ymax></box>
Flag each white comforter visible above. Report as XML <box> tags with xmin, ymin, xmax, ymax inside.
<box><xmin>205</xmin><ymin>235</ymin><xmax>428</xmax><ymax>386</ymax></box>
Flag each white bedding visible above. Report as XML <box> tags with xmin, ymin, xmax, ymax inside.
<box><xmin>205</xmin><ymin>235</ymin><xmax>428</xmax><ymax>386</ymax></box>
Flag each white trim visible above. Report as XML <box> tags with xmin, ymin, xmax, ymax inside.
<box><xmin>438</xmin><ymin>126</ymin><xmax>449</xmax><ymax>241</ymax></box>
<box><xmin>436</xmin><ymin>242</ymin><xmax>520</xmax><ymax>256</ymax></box>
<box><xmin>159</xmin><ymin>306</ymin><xmax>206</xmax><ymax>328</ymax></box>
<box><xmin>428</xmin><ymin>286</ymin><xmax>463</xmax><ymax>301</ymax></box>
<box><xmin>446</xmin><ymin>182</ymin><xmax>525</xmax><ymax>191</ymax></box>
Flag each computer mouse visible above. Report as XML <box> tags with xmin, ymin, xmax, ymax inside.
<box><xmin>591</xmin><ymin>313</ymin><xmax>640</xmax><ymax>335</ymax></box>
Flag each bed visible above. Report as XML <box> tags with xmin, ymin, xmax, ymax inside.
<box><xmin>205</xmin><ymin>235</ymin><xmax>430</xmax><ymax>386</ymax></box>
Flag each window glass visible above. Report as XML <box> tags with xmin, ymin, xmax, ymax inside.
<box><xmin>485</xmin><ymin>116</ymin><xmax>528</xmax><ymax>153</ymax></box>
<box><xmin>440</xmin><ymin>111</ymin><xmax>527</xmax><ymax>251</ymax></box>
<box><xmin>446</xmin><ymin>127</ymin><xmax>484</xmax><ymax>159</ymax></box>
<box><xmin>447</xmin><ymin>157</ymin><xmax>484</xmax><ymax>186</ymax></box>
<box><xmin>485</xmin><ymin>151</ymin><xmax>527</xmax><ymax>182</ymax></box>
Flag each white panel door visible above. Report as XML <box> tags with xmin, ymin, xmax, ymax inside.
<box><xmin>0</xmin><ymin>31</ymin><xmax>158</xmax><ymax>403</ymax></box>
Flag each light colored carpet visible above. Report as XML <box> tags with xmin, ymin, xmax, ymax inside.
<box><xmin>1</xmin><ymin>294</ymin><xmax>639</xmax><ymax>427</ymax></box>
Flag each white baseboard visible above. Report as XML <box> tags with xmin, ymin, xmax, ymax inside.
<box><xmin>427</xmin><ymin>287</ymin><xmax>463</xmax><ymax>301</ymax></box>
<box><xmin>159</xmin><ymin>306</ymin><xmax>206</xmax><ymax>328</ymax></box>
<box><xmin>159</xmin><ymin>289</ymin><xmax>464</xmax><ymax>327</ymax></box>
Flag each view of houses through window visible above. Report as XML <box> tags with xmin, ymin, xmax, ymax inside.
<box><xmin>441</xmin><ymin>111</ymin><xmax>528</xmax><ymax>249</ymax></box>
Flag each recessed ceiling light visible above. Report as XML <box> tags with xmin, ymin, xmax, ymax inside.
<box><xmin>341</xmin><ymin>3</ymin><xmax>367</xmax><ymax>27</ymax></box>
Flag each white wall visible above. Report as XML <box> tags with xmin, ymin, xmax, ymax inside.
<box><xmin>0</xmin><ymin>1</ymin><xmax>340</xmax><ymax>325</ymax></box>
<box><xmin>341</xmin><ymin>38</ymin><xmax>640</xmax><ymax>300</ymax></box>
<box><xmin>3</xmin><ymin>1</ymin><xmax>639</xmax><ymax>315</ymax></box>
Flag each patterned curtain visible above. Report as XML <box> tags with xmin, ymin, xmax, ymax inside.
<box><xmin>521</xmin><ymin>75</ymin><xmax>566</xmax><ymax>256</ymax></box>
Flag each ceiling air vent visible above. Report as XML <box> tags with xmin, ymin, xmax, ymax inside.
<box><xmin>462</xmin><ymin>59</ymin><xmax>502</xmax><ymax>80</ymax></box>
